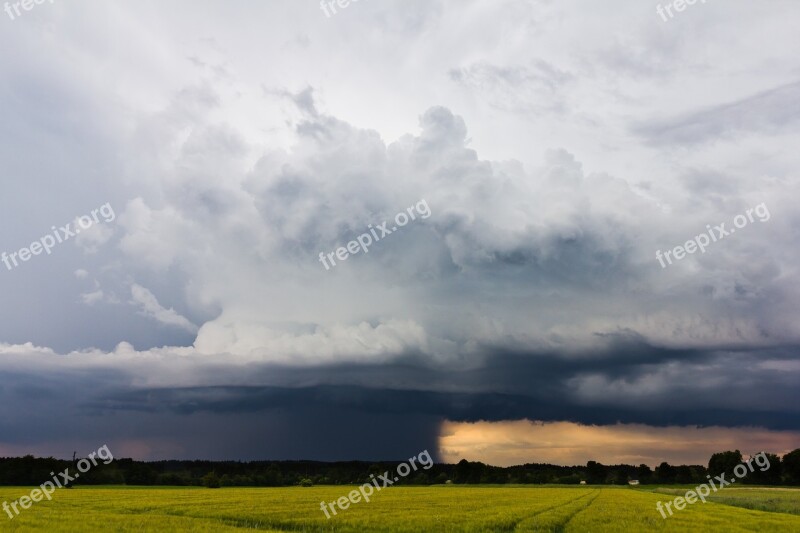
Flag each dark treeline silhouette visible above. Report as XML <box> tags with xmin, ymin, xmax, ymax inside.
<box><xmin>1</xmin><ymin>448</ymin><xmax>798</xmax><ymax>487</ymax></box>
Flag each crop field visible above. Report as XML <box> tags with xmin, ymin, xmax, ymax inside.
<box><xmin>652</xmin><ymin>486</ymin><xmax>800</xmax><ymax>517</ymax></box>
<box><xmin>1</xmin><ymin>485</ymin><xmax>799</xmax><ymax>532</ymax></box>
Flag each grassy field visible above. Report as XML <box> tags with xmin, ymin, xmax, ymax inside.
<box><xmin>652</xmin><ymin>486</ymin><xmax>800</xmax><ymax>517</ymax></box>
<box><xmin>1</xmin><ymin>485</ymin><xmax>799</xmax><ymax>532</ymax></box>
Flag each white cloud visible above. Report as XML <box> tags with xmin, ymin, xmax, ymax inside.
<box><xmin>74</xmin><ymin>221</ymin><xmax>114</xmax><ymax>254</ymax></box>
<box><xmin>80</xmin><ymin>289</ymin><xmax>104</xmax><ymax>306</ymax></box>
<box><xmin>130</xmin><ymin>283</ymin><xmax>198</xmax><ymax>334</ymax></box>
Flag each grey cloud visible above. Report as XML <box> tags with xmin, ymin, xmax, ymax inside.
<box><xmin>636</xmin><ymin>80</ymin><xmax>800</xmax><ymax>145</ymax></box>
<box><xmin>1</xmin><ymin>0</ymin><xmax>799</xmax><ymax>462</ymax></box>
<box><xmin>449</xmin><ymin>61</ymin><xmax>572</xmax><ymax>115</ymax></box>
<box><xmin>1</xmin><ymin>337</ymin><xmax>799</xmax><ymax>460</ymax></box>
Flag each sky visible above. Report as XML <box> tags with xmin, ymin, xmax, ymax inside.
<box><xmin>1</xmin><ymin>0</ymin><xmax>799</xmax><ymax>467</ymax></box>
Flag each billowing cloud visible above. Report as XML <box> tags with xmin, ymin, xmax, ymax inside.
<box><xmin>0</xmin><ymin>0</ymin><xmax>798</xmax><ymax>462</ymax></box>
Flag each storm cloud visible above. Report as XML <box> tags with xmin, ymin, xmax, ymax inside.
<box><xmin>1</xmin><ymin>0</ymin><xmax>799</xmax><ymax>464</ymax></box>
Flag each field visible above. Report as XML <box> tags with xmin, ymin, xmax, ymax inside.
<box><xmin>1</xmin><ymin>485</ymin><xmax>799</xmax><ymax>532</ymax></box>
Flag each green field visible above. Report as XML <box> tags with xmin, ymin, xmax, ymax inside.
<box><xmin>1</xmin><ymin>485</ymin><xmax>799</xmax><ymax>532</ymax></box>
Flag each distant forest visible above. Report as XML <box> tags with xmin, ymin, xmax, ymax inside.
<box><xmin>1</xmin><ymin>449</ymin><xmax>799</xmax><ymax>487</ymax></box>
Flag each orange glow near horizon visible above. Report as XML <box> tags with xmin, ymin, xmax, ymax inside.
<box><xmin>439</xmin><ymin>420</ymin><xmax>800</xmax><ymax>467</ymax></box>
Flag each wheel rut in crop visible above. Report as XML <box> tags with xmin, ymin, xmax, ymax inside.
<box><xmin>510</xmin><ymin>490</ymin><xmax>599</xmax><ymax>532</ymax></box>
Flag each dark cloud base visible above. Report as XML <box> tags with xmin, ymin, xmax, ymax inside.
<box><xmin>1</xmin><ymin>338</ymin><xmax>798</xmax><ymax>460</ymax></box>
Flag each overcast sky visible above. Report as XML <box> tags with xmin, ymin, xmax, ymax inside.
<box><xmin>1</xmin><ymin>0</ymin><xmax>799</xmax><ymax>466</ymax></box>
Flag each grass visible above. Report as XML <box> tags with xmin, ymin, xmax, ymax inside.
<box><xmin>0</xmin><ymin>485</ymin><xmax>798</xmax><ymax>531</ymax></box>
<box><xmin>652</xmin><ymin>486</ymin><xmax>800</xmax><ymax>516</ymax></box>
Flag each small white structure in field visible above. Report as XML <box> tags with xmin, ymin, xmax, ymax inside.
<box><xmin>628</xmin><ymin>480</ymin><xmax>640</xmax><ymax>485</ymax></box>
<box><xmin>580</xmin><ymin>480</ymin><xmax>587</xmax><ymax>485</ymax></box>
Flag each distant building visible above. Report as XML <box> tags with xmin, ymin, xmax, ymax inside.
<box><xmin>580</xmin><ymin>480</ymin><xmax>587</xmax><ymax>485</ymax></box>
<box><xmin>628</xmin><ymin>480</ymin><xmax>640</xmax><ymax>485</ymax></box>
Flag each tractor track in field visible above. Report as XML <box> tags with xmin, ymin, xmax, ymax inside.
<box><xmin>551</xmin><ymin>490</ymin><xmax>600</xmax><ymax>532</ymax></box>
<box><xmin>508</xmin><ymin>489</ymin><xmax>599</xmax><ymax>532</ymax></box>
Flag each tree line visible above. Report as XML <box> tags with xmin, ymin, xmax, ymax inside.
<box><xmin>0</xmin><ymin>448</ymin><xmax>798</xmax><ymax>487</ymax></box>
